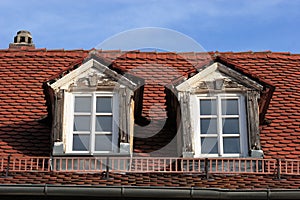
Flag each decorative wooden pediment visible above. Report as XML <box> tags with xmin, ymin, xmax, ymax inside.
<box><xmin>49</xmin><ymin>58</ymin><xmax>136</xmax><ymax>92</ymax></box>
<box><xmin>176</xmin><ymin>62</ymin><xmax>263</xmax><ymax>93</ymax></box>
<box><xmin>72</xmin><ymin>68</ymin><xmax>118</xmax><ymax>89</ymax></box>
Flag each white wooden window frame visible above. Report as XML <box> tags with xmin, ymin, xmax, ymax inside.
<box><xmin>65</xmin><ymin>91</ymin><xmax>119</xmax><ymax>154</ymax></box>
<box><xmin>193</xmin><ymin>93</ymin><xmax>248</xmax><ymax>157</ymax></box>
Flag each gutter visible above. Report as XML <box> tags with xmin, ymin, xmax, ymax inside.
<box><xmin>0</xmin><ymin>185</ymin><xmax>300</xmax><ymax>199</ymax></box>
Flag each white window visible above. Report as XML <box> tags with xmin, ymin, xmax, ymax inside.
<box><xmin>194</xmin><ymin>94</ymin><xmax>247</xmax><ymax>157</ymax></box>
<box><xmin>66</xmin><ymin>92</ymin><xmax>118</xmax><ymax>154</ymax></box>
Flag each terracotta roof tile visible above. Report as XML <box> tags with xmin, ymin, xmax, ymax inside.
<box><xmin>216</xmin><ymin>52</ymin><xmax>300</xmax><ymax>159</ymax></box>
<box><xmin>1</xmin><ymin>49</ymin><xmax>300</xmax><ymax>188</ymax></box>
<box><xmin>0</xmin><ymin>172</ymin><xmax>300</xmax><ymax>189</ymax></box>
<box><xmin>0</xmin><ymin>49</ymin><xmax>88</xmax><ymax>156</ymax></box>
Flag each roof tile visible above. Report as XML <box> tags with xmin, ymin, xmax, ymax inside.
<box><xmin>1</xmin><ymin>50</ymin><xmax>300</xmax><ymax>188</ymax></box>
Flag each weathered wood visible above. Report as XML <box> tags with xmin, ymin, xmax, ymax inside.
<box><xmin>51</xmin><ymin>59</ymin><xmax>137</xmax><ymax>91</ymax></box>
<box><xmin>129</xmin><ymin>98</ymin><xmax>135</xmax><ymax>153</ymax></box>
<box><xmin>246</xmin><ymin>90</ymin><xmax>261</xmax><ymax>150</ymax></box>
<box><xmin>259</xmin><ymin>86</ymin><xmax>275</xmax><ymax>123</ymax></box>
<box><xmin>92</xmin><ymin>58</ymin><xmax>137</xmax><ymax>90</ymax></box>
<box><xmin>118</xmin><ymin>87</ymin><xmax>126</xmax><ymax>143</ymax></box>
<box><xmin>125</xmin><ymin>88</ymin><xmax>133</xmax><ymax>143</ymax></box>
<box><xmin>176</xmin><ymin>93</ymin><xmax>183</xmax><ymax>157</ymax></box>
<box><xmin>218</xmin><ymin>63</ymin><xmax>263</xmax><ymax>91</ymax></box>
<box><xmin>52</xmin><ymin>89</ymin><xmax>64</xmax><ymax>142</ymax></box>
<box><xmin>118</xmin><ymin>87</ymin><xmax>133</xmax><ymax>144</ymax></box>
<box><xmin>179</xmin><ymin>91</ymin><xmax>193</xmax><ymax>153</ymax></box>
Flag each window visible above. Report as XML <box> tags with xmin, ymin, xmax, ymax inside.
<box><xmin>195</xmin><ymin>94</ymin><xmax>247</xmax><ymax>157</ymax></box>
<box><xmin>68</xmin><ymin>92</ymin><xmax>118</xmax><ymax>154</ymax></box>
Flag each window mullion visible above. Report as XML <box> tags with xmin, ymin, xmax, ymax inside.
<box><xmin>90</xmin><ymin>93</ymin><xmax>96</xmax><ymax>154</ymax></box>
<box><xmin>217</xmin><ymin>95</ymin><xmax>223</xmax><ymax>156</ymax></box>
<box><xmin>110</xmin><ymin>94</ymin><xmax>114</xmax><ymax>152</ymax></box>
<box><xmin>69</xmin><ymin>94</ymin><xmax>75</xmax><ymax>153</ymax></box>
<box><xmin>238</xmin><ymin>96</ymin><xmax>244</xmax><ymax>156</ymax></box>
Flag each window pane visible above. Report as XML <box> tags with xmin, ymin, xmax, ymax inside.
<box><xmin>200</xmin><ymin>118</ymin><xmax>217</xmax><ymax>134</ymax></box>
<box><xmin>96</xmin><ymin>97</ymin><xmax>112</xmax><ymax>113</ymax></box>
<box><xmin>96</xmin><ymin>116</ymin><xmax>112</xmax><ymax>132</ymax></box>
<box><xmin>221</xmin><ymin>99</ymin><xmax>238</xmax><ymax>115</ymax></box>
<box><xmin>201</xmin><ymin>137</ymin><xmax>218</xmax><ymax>154</ymax></box>
<box><xmin>95</xmin><ymin>135</ymin><xmax>112</xmax><ymax>151</ymax></box>
<box><xmin>223</xmin><ymin>137</ymin><xmax>240</xmax><ymax>154</ymax></box>
<box><xmin>223</xmin><ymin>118</ymin><xmax>239</xmax><ymax>134</ymax></box>
<box><xmin>74</xmin><ymin>96</ymin><xmax>91</xmax><ymax>112</ymax></box>
<box><xmin>200</xmin><ymin>99</ymin><xmax>216</xmax><ymax>115</ymax></box>
<box><xmin>73</xmin><ymin>134</ymin><xmax>90</xmax><ymax>151</ymax></box>
<box><xmin>73</xmin><ymin>116</ymin><xmax>90</xmax><ymax>131</ymax></box>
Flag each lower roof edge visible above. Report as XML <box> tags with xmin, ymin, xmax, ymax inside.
<box><xmin>0</xmin><ymin>185</ymin><xmax>299</xmax><ymax>199</ymax></box>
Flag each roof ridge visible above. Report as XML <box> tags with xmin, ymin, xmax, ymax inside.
<box><xmin>0</xmin><ymin>48</ymin><xmax>47</xmax><ymax>52</ymax></box>
<box><xmin>0</xmin><ymin>48</ymin><xmax>88</xmax><ymax>53</ymax></box>
<box><xmin>46</xmin><ymin>49</ymin><xmax>86</xmax><ymax>52</ymax></box>
<box><xmin>1</xmin><ymin>48</ymin><xmax>300</xmax><ymax>56</ymax></box>
<box><xmin>215</xmin><ymin>50</ymin><xmax>295</xmax><ymax>55</ymax></box>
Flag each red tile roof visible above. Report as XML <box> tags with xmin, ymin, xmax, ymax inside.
<box><xmin>0</xmin><ymin>172</ymin><xmax>300</xmax><ymax>189</ymax></box>
<box><xmin>94</xmin><ymin>51</ymin><xmax>211</xmax><ymax>119</ymax></box>
<box><xmin>0</xmin><ymin>49</ymin><xmax>88</xmax><ymax>156</ymax></box>
<box><xmin>1</xmin><ymin>49</ymin><xmax>300</xmax><ymax>189</ymax></box>
<box><xmin>218</xmin><ymin>52</ymin><xmax>300</xmax><ymax>159</ymax></box>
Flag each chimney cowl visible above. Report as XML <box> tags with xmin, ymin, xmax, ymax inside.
<box><xmin>9</xmin><ymin>30</ymin><xmax>35</xmax><ymax>49</ymax></box>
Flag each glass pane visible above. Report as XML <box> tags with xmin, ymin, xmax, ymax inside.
<box><xmin>74</xmin><ymin>96</ymin><xmax>91</xmax><ymax>112</ymax></box>
<box><xmin>96</xmin><ymin>97</ymin><xmax>112</xmax><ymax>113</ymax></box>
<box><xmin>221</xmin><ymin>99</ymin><xmax>238</xmax><ymax>115</ymax></box>
<box><xmin>95</xmin><ymin>135</ymin><xmax>112</xmax><ymax>151</ymax></box>
<box><xmin>201</xmin><ymin>137</ymin><xmax>218</xmax><ymax>154</ymax></box>
<box><xmin>223</xmin><ymin>137</ymin><xmax>240</xmax><ymax>154</ymax></box>
<box><xmin>96</xmin><ymin>116</ymin><xmax>112</xmax><ymax>132</ymax></box>
<box><xmin>200</xmin><ymin>99</ymin><xmax>216</xmax><ymax>115</ymax></box>
<box><xmin>200</xmin><ymin>118</ymin><xmax>217</xmax><ymax>134</ymax></box>
<box><xmin>223</xmin><ymin>118</ymin><xmax>239</xmax><ymax>134</ymax></box>
<box><xmin>73</xmin><ymin>134</ymin><xmax>90</xmax><ymax>151</ymax></box>
<box><xmin>73</xmin><ymin>116</ymin><xmax>90</xmax><ymax>131</ymax></box>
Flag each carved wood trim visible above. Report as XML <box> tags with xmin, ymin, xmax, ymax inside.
<box><xmin>48</xmin><ymin>88</ymin><xmax>64</xmax><ymax>143</ymax></box>
<box><xmin>246</xmin><ymin>90</ymin><xmax>261</xmax><ymax>150</ymax></box>
<box><xmin>218</xmin><ymin>63</ymin><xmax>263</xmax><ymax>91</ymax></box>
<box><xmin>179</xmin><ymin>92</ymin><xmax>193</xmax><ymax>153</ymax></box>
<box><xmin>119</xmin><ymin>88</ymin><xmax>126</xmax><ymax>143</ymax></box>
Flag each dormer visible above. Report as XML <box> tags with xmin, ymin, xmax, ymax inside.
<box><xmin>44</xmin><ymin>56</ymin><xmax>137</xmax><ymax>156</ymax></box>
<box><xmin>174</xmin><ymin>59</ymin><xmax>274</xmax><ymax>158</ymax></box>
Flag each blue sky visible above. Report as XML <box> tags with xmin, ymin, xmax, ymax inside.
<box><xmin>0</xmin><ymin>0</ymin><xmax>300</xmax><ymax>52</ymax></box>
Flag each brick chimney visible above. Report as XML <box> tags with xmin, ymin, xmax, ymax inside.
<box><xmin>9</xmin><ymin>30</ymin><xmax>35</xmax><ymax>49</ymax></box>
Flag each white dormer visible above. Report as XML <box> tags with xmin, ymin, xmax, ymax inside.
<box><xmin>46</xmin><ymin>57</ymin><xmax>137</xmax><ymax>156</ymax></box>
<box><xmin>176</xmin><ymin>62</ymin><xmax>264</xmax><ymax>158</ymax></box>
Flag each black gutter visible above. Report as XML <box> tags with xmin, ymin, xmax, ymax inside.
<box><xmin>0</xmin><ymin>185</ymin><xmax>300</xmax><ymax>199</ymax></box>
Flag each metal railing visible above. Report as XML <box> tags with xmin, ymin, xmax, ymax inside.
<box><xmin>10</xmin><ymin>156</ymin><xmax>51</xmax><ymax>172</ymax></box>
<box><xmin>279</xmin><ymin>159</ymin><xmax>300</xmax><ymax>175</ymax></box>
<box><xmin>0</xmin><ymin>156</ymin><xmax>51</xmax><ymax>175</ymax></box>
<box><xmin>53</xmin><ymin>157</ymin><xmax>130</xmax><ymax>172</ymax></box>
<box><xmin>1</xmin><ymin>156</ymin><xmax>300</xmax><ymax>177</ymax></box>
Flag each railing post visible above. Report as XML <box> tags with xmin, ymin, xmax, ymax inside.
<box><xmin>105</xmin><ymin>157</ymin><xmax>110</xmax><ymax>179</ymax></box>
<box><xmin>5</xmin><ymin>155</ymin><xmax>11</xmax><ymax>177</ymax></box>
<box><xmin>276</xmin><ymin>158</ymin><xmax>281</xmax><ymax>180</ymax></box>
